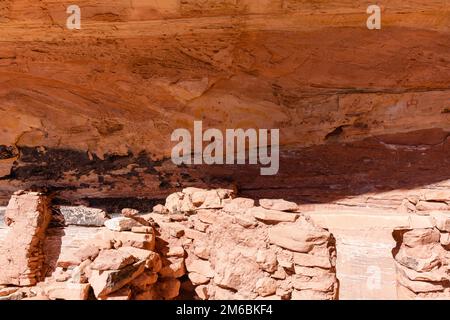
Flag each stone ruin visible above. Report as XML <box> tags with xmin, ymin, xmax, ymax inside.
<box><xmin>1</xmin><ymin>188</ymin><xmax>450</xmax><ymax>300</ymax></box>
<box><xmin>0</xmin><ymin>188</ymin><xmax>338</xmax><ymax>300</ymax></box>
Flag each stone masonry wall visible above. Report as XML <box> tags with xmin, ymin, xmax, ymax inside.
<box><xmin>155</xmin><ymin>188</ymin><xmax>338</xmax><ymax>300</ymax></box>
<box><xmin>393</xmin><ymin>213</ymin><xmax>450</xmax><ymax>299</ymax></box>
<box><xmin>3</xmin><ymin>188</ymin><xmax>450</xmax><ymax>300</ymax></box>
<box><xmin>0</xmin><ymin>189</ymin><xmax>338</xmax><ymax>300</ymax></box>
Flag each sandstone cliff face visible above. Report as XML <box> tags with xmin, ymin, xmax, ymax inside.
<box><xmin>0</xmin><ymin>189</ymin><xmax>450</xmax><ymax>300</ymax></box>
<box><xmin>0</xmin><ymin>0</ymin><xmax>449</xmax><ymax>206</ymax></box>
<box><xmin>0</xmin><ymin>189</ymin><xmax>339</xmax><ymax>300</ymax></box>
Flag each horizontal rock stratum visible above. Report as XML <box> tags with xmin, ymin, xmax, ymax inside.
<box><xmin>0</xmin><ymin>0</ymin><xmax>449</xmax><ymax>206</ymax></box>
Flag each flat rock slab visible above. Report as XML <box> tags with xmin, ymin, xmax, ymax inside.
<box><xmin>89</xmin><ymin>261</ymin><xmax>145</xmax><ymax>298</ymax></box>
<box><xmin>91</xmin><ymin>249</ymin><xmax>136</xmax><ymax>271</ymax></box>
<box><xmin>260</xmin><ymin>199</ymin><xmax>299</xmax><ymax>212</ymax></box>
<box><xmin>59</xmin><ymin>206</ymin><xmax>110</xmax><ymax>227</ymax></box>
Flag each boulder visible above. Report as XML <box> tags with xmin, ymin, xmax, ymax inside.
<box><xmin>88</xmin><ymin>261</ymin><xmax>145</xmax><ymax>298</ymax></box>
<box><xmin>121</xmin><ymin>208</ymin><xmax>139</xmax><ymax>217</ymax></box>
<box><xmin>99</xmin><ymin>230</ymin><xmax>155</xmax><ymax>250</ymax></box>
<box><xmin>91</xmin><ymin>249</ymin><xmax>136</xmax><ymax>271</ymax></box>
<box><xmin>223</xmin><ymin>198</ymin><xmax>255</xmax><ymax>214</ymax></box>
<box><xmin>0</xmin><ymin>191</ymin><xmax>52</xmax><ymax>286</ymax></box>
<box><xmin>430</xmin><ymin>211</ymin><xmax>450</xmax><ymax>232</ymax></box>
<box><xmin>256</xmin><ymin>249</ymin><xmax>278</xmax><ymax>273</ymax></box>
<box><xmin>416</xmin><ymin>201</ymin><xmax>449</xmax><ymax>211</ymax></box>
<box><xmin>73</xmin><ymin>244</ymin><xmax>100</xmax><ymax>262</ymax></box>
<box><xmin>45</xmin><ymin>283</ymin><xmax>90</xmax><ymax>300</ymax></box>
<box><xmin>293</xmin><ymin>253</ymin><xmax>332</xmax><ymax>269</ymax></box>
<box><xmin>155</xmin><ymin>278</ymin><xmax>181</xmax><ymax>300</ymax></box>
<box><xmin>59</xmin><ymin>206</ymin><xmax>110</xmax><ymax>227</ymax></box>
<box><xmin>249</xmin><ymin>207</ymin><xmax>298</xmax><ymax>223</ymax></box>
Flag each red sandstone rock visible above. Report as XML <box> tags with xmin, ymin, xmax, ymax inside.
<box><xmin>101</xmin><ymin>286</ymin><xmax>132</xmax><ymax>300</ymax></box>
<box><xmin>0</xmin><ymin>191</ymin><xmax>51</xmax><ymax>286</ymax></box>
<box><xmin>153</xmin><ymin>204</ymin><xmax>168</xmax><ymax>215</ymax></box>
<box><xmin>121</xmin><ymin>208</ymin><xmax>139</xmax><ymax>218</ymax></box>
<box><xmin>249</xmin><ymin>207</ymin><xmax>298</xmax><ymax>223</ymax></box>
<box><xmin>155</xmin><ymin>279</ymin><xmax>181</xmax><ymax>300</ymax></box>
<box><xmin>194</xmin><ymin>285</ymin><xmax>209</xmax><ymax>300</ymax></box>
<box><xmin>89</xmin><ymin>261</ymin><xmax>145</xmax><ymax>298</ymax></box>
<box><xmin>223</xmin><ymin>198</ymin><xmax>255</xmax><ymax>214</ymax></box>
<box><xmin>73</xmin><ymin>244</ymin><xmax>100</xmax><ymax>262</ymax></box>
<box><xmin>159</xmin><ymin>258</ymin><xmax>186</xmax><ymax>278</ymax></box>
<box><xmin>104</xmin><ymin>217</ymin><xmax>141</xmax><ymax>232</ymax></box>
<box><xmin>130</xmin><ymin>271</ymin><xmax>158</xmax><ymax>291</ymax></box>
<box><xmin>402</xmin><ymin>228</ymin><xmax>441</xmax><ymax>247</ymax></box>
<box><xmin>268</xmin><ymin>222</ymin><xmax>330</xmax><ymax>253</ymax></box>
<box><xmin>293</xmin><ymin>253</ymin><xmax>332</xmax><ymax>269</ymax></box>
<box><xmin>260</xmin><ymin>199</ymin><xmax>299</xmax><ymax>212</ymax></box>
<box><xmin>131</xmin><ymin>226</ymin><xmax>153</xmax><ymax>234</ymax></box>
<box><xmin>185</xmin><ymin>259</ymin><xmax>215</xmax><ymax>279</ymax></box>
<box><xmin>188</xmin><ymin>272</ymin><xmax>210</xmax><ymax>286</ymax></box>
<box><xmin>45</xmin><ymin>283</ymin><xmax>90</xmax><ymax>300</ymax></box>
<box><xmin>393</xmin><ymin>227</ymin><xmax>450</xmax><ymax>299</ymax></box>
<box><xmin>0</xmin><ymin>188</ymin><xmax>340</xmax><ymax>300</ymax></box>
<box><xmin>416</xmin><ymin>201</ymin><xmax>449</xmax><ymax>212</ymax></box>
<box><xmin>99</xmin><ymin>229</ymin><xmax>155</xmax><ymax>250</ymax></box>
<box><xmin>91</xmin><ymin>249</ymin><xmax>136</xmax><ymax>271</ymax></box>
<box><xmin>255</xmin><ymin>277</ymin><xmax>277</xmax><ymax>297</ymax></box>
<box><xmin>430</xmin><ymin>212</ymin><xmax>450</xmax><ymax>232</ymax></box>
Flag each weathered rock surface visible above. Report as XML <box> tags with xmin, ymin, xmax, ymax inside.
<box><xmin>393</xmin><ymin>226</ymin><xmax>450</xmax><ymax>299</ymax></box>
<box><xmin>154</xmin><ymin>188</ymin><xmax>338</xmax><ymax>300</ymax></box>
<box><xmin>58</xmin><ymin>206</ymin><xmax>109</xmax><ymax>227</ymax></box>
<box><xmin>3</xmin><ymin>188</ymin><xmax>450</xmax><ymax>300</ymax></box>
<box><xmin>0</xmin><ymin>191</ymin><xmax>51</xmax><ymax>286</ymax></box>
<box><xmin>0</xmin><ymin>1</ymin><xmax>449</xmax><ymax>300</ymax></box>
<box><xmin>0</xmin><ymin>1</ymin><xmax>448</xmax><ymax>208</ymax></box>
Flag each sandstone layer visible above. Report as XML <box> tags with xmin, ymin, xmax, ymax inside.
<box><xmin>0</xmin><ymin>189</ymin><xmax>339</xmax><ymax>300</ymax></box>
<box><xmin>0</xmin><ymin>1</ymin><xmax>449</xmax><ymax>207</ymax></box>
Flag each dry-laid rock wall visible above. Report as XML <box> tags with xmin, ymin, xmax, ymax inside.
<box><xmin>0</xmin><ymin>189</ymin><xmax>338</xmax><ymax>300</ymax></box>
<box><xmin>393</xmin><ymin>214</ymin><xmax>450</xmax><ymax>299</ymax></box>
<box><xmin>0</xmin><ymin>0</ymin><xmax>448</xmax><ymax>206</ymax></box>
<box><xmin>0</xmin><ymin>191</ymin><xmax>51</xmax><ymax>286</ymax></box>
